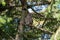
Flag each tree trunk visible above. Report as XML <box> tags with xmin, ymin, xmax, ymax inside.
<box><xmin>15</xmin><ymin>0</ymin><xmax>27</xmax><ymax>40</ymax></box>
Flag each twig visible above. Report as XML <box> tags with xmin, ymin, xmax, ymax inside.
<box><xmin>31</xmin><ymin>26</ymin><xmax>54</xmax><ymax>34</ymax></box>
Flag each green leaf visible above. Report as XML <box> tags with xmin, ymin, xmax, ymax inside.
<box><xmin>2</xmin><ymin>1</ymin><xmax>6</xmax><ymax>6</ymax></box>
<box><xmin>7</xmin><ymin>18</ymin><xmax>12</xmax><ymax>23</ymax></box>
<box><xmin>0</xmin><ymin>17</ymin><xmax>6</xmax><ymax>24</ymax></box>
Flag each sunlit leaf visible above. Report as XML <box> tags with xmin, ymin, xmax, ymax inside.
<box><xmin>0</xmin><ymin>17</ymin><xmax>6</xmax><ymax>24</ymax></box>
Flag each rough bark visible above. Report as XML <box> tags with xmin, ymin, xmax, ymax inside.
<box><xmin>15</xmin><ymin>0</ymin><xmax>28</xmax><ymax>40</ymax></box>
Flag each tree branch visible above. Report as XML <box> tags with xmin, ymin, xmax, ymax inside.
<box><xmin>31</xmin><ymin>26</ymin><xmax>54</xmax><ymax>34</ymax></box>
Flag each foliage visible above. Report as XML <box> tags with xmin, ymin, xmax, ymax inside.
<box><xmin>0</xmin><ymin>0</ymin><xmax>60</xmax><ymax>40</ymax></box>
